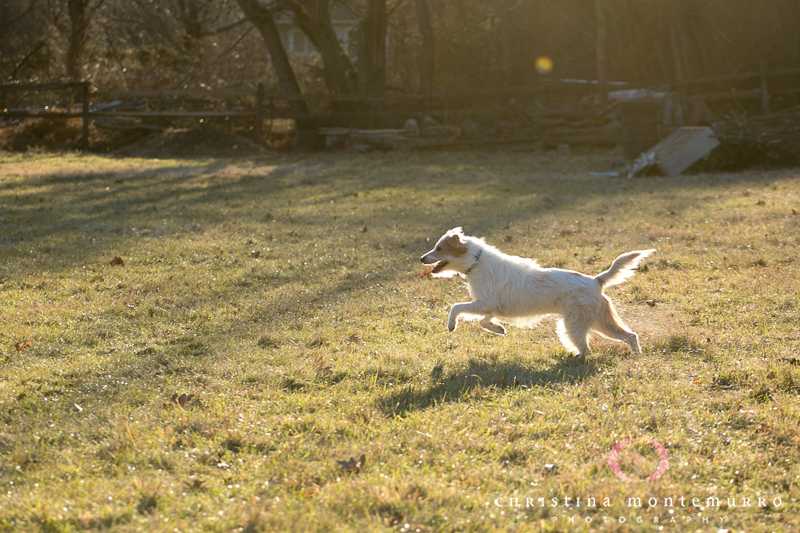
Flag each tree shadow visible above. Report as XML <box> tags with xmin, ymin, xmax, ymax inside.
<box><xmin>376</xmin><ymin>354</ymin><xmax>604</xmax><ymax>417</ymax></box>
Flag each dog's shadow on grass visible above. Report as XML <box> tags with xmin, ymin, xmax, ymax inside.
<box><xmin>376</xmin><ymin>355</ymin><xmax>607</xmax><ymax>417</ymax></box>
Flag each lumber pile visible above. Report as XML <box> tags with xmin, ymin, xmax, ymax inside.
<box><xmin>708</xmin><ymin>106</ymin><xmax>800</xmax><ymax>169</ymax></box>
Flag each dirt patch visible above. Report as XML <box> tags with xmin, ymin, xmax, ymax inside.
<box><xmin>0</xmin><ymin>118</ymin><xmax>89</xmax><ymax>152</ymax></box>
<box><xmin>111</xmin><ymin>128</ymin><xmax>268</xmax><ymax>158</ymax></box>
<box><xmin>0</xmin><ymin>118</ymin><xmax>271</xmax><ymax>158</ymax></box>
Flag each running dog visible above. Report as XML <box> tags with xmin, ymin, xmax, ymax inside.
<box><xmin>420</xmin><ymin>227</ymin><xmax>654</xmax><ymax>357</ymax></box>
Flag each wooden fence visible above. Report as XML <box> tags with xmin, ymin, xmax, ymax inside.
<box><xmin>2</xmin><ymin>66</ymin><xmax>799</xmax><ymax>150</ymax></box>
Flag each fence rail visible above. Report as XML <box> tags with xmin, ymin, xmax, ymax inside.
<box><xmin>2</xmin><ymin>68</ymin><xmax>800</xmax><ymax>150</ymax></box>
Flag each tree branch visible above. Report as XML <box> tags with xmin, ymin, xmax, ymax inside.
<box><xmin>0</xmin><ymin>0</ymin><xmax>36</xmax><ymax>31</ymax></box>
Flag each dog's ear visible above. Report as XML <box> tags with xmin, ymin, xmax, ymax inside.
<box><xmin>446</xmin><ymin>232</ymin><xmax>466</xmax><ymax>246</ymax></box>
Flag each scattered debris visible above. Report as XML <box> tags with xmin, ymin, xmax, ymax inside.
<box><xmin>337</xmin><ymin>454</ymin><xmax>366</xmax><ymax>474</ymax></box>
<box><xmin>627</xmin><ymin>152</ymin><xmax>656</xmax><ymax>179</ymax></box>
<box><xmin>543</xmin><ymin>463</ymin><xmax>558</xmax><ymax>476</ymax></box>
<box><xmin>15</xmin><ymin>339</ymin><xmax>31</xmax><ymax>352</ymax></box>
<box><xmin>170</xmin><ymin>393</ymin><xmax>194</xmax><ymax>407</ymax></box>
<box><xmin>110</xmin><ymin>256</ymin><xmax>125</xmax><ymax>266</ymax></box>
<box><xmin>708</xmin><ymin>106</ymin><xmax>800</xmax><ymax>170</ymax></box>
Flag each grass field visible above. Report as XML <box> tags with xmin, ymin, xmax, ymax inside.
<box><xmin>1</xmin><ymin>149</ymin><xmax>799</xmax><ymax>532</ymax></box>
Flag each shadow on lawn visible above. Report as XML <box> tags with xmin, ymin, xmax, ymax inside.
<box><xmin>376</xmin><ymin>355</ymin><xmax>602</xmax><ymax>417</ymax></box>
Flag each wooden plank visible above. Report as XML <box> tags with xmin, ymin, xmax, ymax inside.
<box><xmin>1</xmin><ymin>111</ymin><xmax>84</xmax><ymax>118</ymax></box>
<box><xmin>651</xmin><ymin>126</ymin><xmax>720</xmax><ymax>176</ymax></box>
<box><xmin>94</xmin><ymin>88</ymin><xmax>253</xmax><ymax>99</ymax></box>
<box><xmin>81</xmin><ymin>82</ymin><xmax>90</xmax><ymax>150</ymax></box>
<box><xmin>0</xmin><ymin>81</ymin><xmax>88</xmax><ymax>91</ymax></box>
<box><xmin>89</xmin><ymin>110</ymin><xmax>258</xmax><ymax>118</ymax></box>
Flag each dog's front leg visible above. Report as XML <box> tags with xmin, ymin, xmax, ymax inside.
<box><xmin>447</xmin><ymin>301</ymin><xmax>489</xmax><ymax>332</ymax></box>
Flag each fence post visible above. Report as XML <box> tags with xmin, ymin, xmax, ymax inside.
<box><xmin>420</xmin><ymin>92</ymin><xmax>428</xmax><ymax>137</ymax></box>
<box><xmin>759</xmin><ymin>59</ymin><xmax>770</xmax><ymax>115</ymax></box>
<box><xmin>254</xmin><ymin>82</ymin><xmax>265</xmax><ymax>142</ymax></box>
<box><xmin>82</xmin><ymin>81</ymin><xmax>90</xmax><ymax>151</ymax></box>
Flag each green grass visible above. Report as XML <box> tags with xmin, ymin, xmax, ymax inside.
<box><xmin>1</xmin><ymin>149</ymin><xmax>799</xmax><ymax>532</ymax></box>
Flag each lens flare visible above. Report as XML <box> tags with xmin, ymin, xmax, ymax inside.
<box><xmin>535</xmin><ymin>56</ymin><xmax>554</xmax><ymax>74</ymax></box>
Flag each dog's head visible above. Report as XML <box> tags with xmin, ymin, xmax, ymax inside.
<box><xmin>420</xmin><ymin>227</ymin><xmax>471</xmax><ymax>277</ymax></box>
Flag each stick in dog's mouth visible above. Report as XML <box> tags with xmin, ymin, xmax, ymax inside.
<box><xmin>430</xmin><ymin>261</ymin><xmax>448</xmax><ymax>274</ymax></box>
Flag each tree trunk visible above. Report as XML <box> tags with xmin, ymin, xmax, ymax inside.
<box><xmin>235</xmin><ymin>0</ymin><xmax>308</xmax><ymax>113</ymax></box>
<box><xmin>66</xmin><ymin>0</ymin><xmax>87</xmax><ymax>80</ymax></box>
<box><xmin>288</xmin><ymin>0</ymin><xmax>356</xmax><ymax>95</ymax></box>
<box><xmin>357</xmin><ymin>0</ymin><xmax>387</xmax><ymax>95</ymax></box>
<box><xmin>415</xmin><ymin>0</ymin><xmax>434</xmax><ymax>93</ymax></box>
<box><xmin>595</xmin><ymin>0</ymin><xmax>608</xmax><ymax>105</ymax></box>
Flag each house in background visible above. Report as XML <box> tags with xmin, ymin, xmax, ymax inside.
<box><xmin>275</xmin><ymin>6</ymin><xmax>358</xmax><ymax>57</ymax></box>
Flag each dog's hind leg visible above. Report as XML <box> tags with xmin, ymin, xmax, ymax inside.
<box><xmin>479</xmin><ymin>316</ymin><xmax>506</xmax><ymax>335</ymax></box>
<box><xmin>556</xmin><ymin>317</ymin><xmax>592</xmax><ymax>357</ymax></box>
<box><xmin>593</xmin><ymin>296</ymin><xmax>641</xmax><ymax>354</ymax></box>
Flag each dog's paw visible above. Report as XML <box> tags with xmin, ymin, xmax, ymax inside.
<box><xmin>479</xmin><ymin>318</ymin><xmax>505</xmax><ymax>335</ymax></box>
<box><xmin>447</xmin><ymin>321</ymin><xmax>457</xmax><ymax>332</ymax></box>
<box><xmin>482</xmin><ymin>323</ymin><xmax>505</xmax><ymax>335</ymax></box>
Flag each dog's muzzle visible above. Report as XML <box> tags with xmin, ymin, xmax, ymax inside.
<box><xmin>420</xmin><ymin>253</ymin><xmax>448</xmax><ymax>273</ymax></box>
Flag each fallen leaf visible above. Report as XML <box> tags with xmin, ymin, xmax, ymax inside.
<box><xmin>792</xmin><ymin>209</ymin><xmax>799</xmax><ymax>216</ymax></box>
<box><xmin>779</xmin><ymin>357</ymin><xmax>800</xmax><ymax>366</ymax></box>
<box><xmin>110</xmin><ymin>257</ymin><xmax>125</xmax><ymax>266</ymax></box>
<box><xmin>646</xmin><ymin>300</ymin><xmax>656</xmax><ymax>307</ymax></box>
<box><xmin>337</xmin><ymin>454</ymin><xmax>366</xmax><ymax>474</ymax></box>
<box><xmin>756</xmin><ymin>199</ymin><xmax>766</xmax><ymax>206</ymax></box>
<box><xmin>361</xmin><ymin>226</ymin><xmax>368</xmax><ymax>233</ymax></box>
<box><xmin>504</xmin><ymin>235</ymin><xmax>513</xmax><ymax>242</ymax></box>
<box><xmin>420</xmin><ymin>267</ymin><xmax>433</xmax><ymax>278</ymax></box>
<box><xmin>78</xmin><ymin>511</ymin><xmax>94</xmax><ymax>529</ymax></box>
<box><xmin>385</xmin><ymin>514</ymin><xmax>404</xmax><ymax>526</ymax></box>
<box><xmin>15</xmin><ymin>339</ymin><xmax>31</xmax><ymax>352</ymax></box>
<box><xmin>251</xmin><ymin>250</ymin><xmax>261</xmax><ymax>258</ymax></box>
<box><xmin>318</xmin><ymin>365</ymin><xmax>334</xmax><ymax>376</ymax></box>
<box><xmin>347</xmin><ymin>334</ymin><xmax>360</xmax><ymax>344</ymax></box>
<box><xmin>185</xmin><ymin>476</ymin><xmax>205</xmax><ymax>489</ymax></box>
<box><xmin>766</xmin><ymin>371</ymin><xmax>776</xmax><ymax>380</ymax></box>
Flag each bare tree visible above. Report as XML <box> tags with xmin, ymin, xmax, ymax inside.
<box><xmin>415</xmin><ymin>0</ymin><xmax>433</xmax><ymax>93</ymax></box>
<box><xmin>234</xmin><ymin>0</ymin><xmax>308</xmax><ymax>112</ymax></box>
<box><xmin>66</xmin><ymin>0</ymin><xmax>104</xmax><ymax>80</ymax></box>
<box><xmin>273</xmin><ymin>0</ymin><xmax>356</xmax><ymax>94</ymax></box>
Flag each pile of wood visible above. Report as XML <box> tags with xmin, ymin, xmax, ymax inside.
<box><xmin>318</xmin><ymin>116</ymin><xmax>460</xmax><ymax>151</ymax></box>
<box><xmin>709</xmin><ymin>106</ymin><xmax>800</xmax><ymax>169</ymax></box>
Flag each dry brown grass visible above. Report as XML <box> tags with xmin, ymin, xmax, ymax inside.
<box><xmin>1</xmin><ymin>148</ymin><xmax>799</xmax><ymax>531</ymax></box>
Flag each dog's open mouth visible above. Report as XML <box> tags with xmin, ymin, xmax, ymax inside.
<box><xmin>430</xmin><ymin>260</ymin><xmax>448</xmax><ymax>274</ymax></box>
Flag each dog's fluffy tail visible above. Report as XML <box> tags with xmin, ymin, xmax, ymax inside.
<box><xmin>594</xmin><ymin>249</ymin><xmax>656</xmax><ymax>288</ymax></box>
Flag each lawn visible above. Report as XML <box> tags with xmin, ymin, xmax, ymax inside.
<box><xmin>0</xmin><ymin>149</ymin><xmax>798</xmax><ymax>532</ymax></box>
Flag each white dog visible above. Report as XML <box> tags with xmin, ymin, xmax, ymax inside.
<box><xmin>420</xmin><ymin>227</ymin><xmax>654</xmax><ymax>357</ymax></box>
